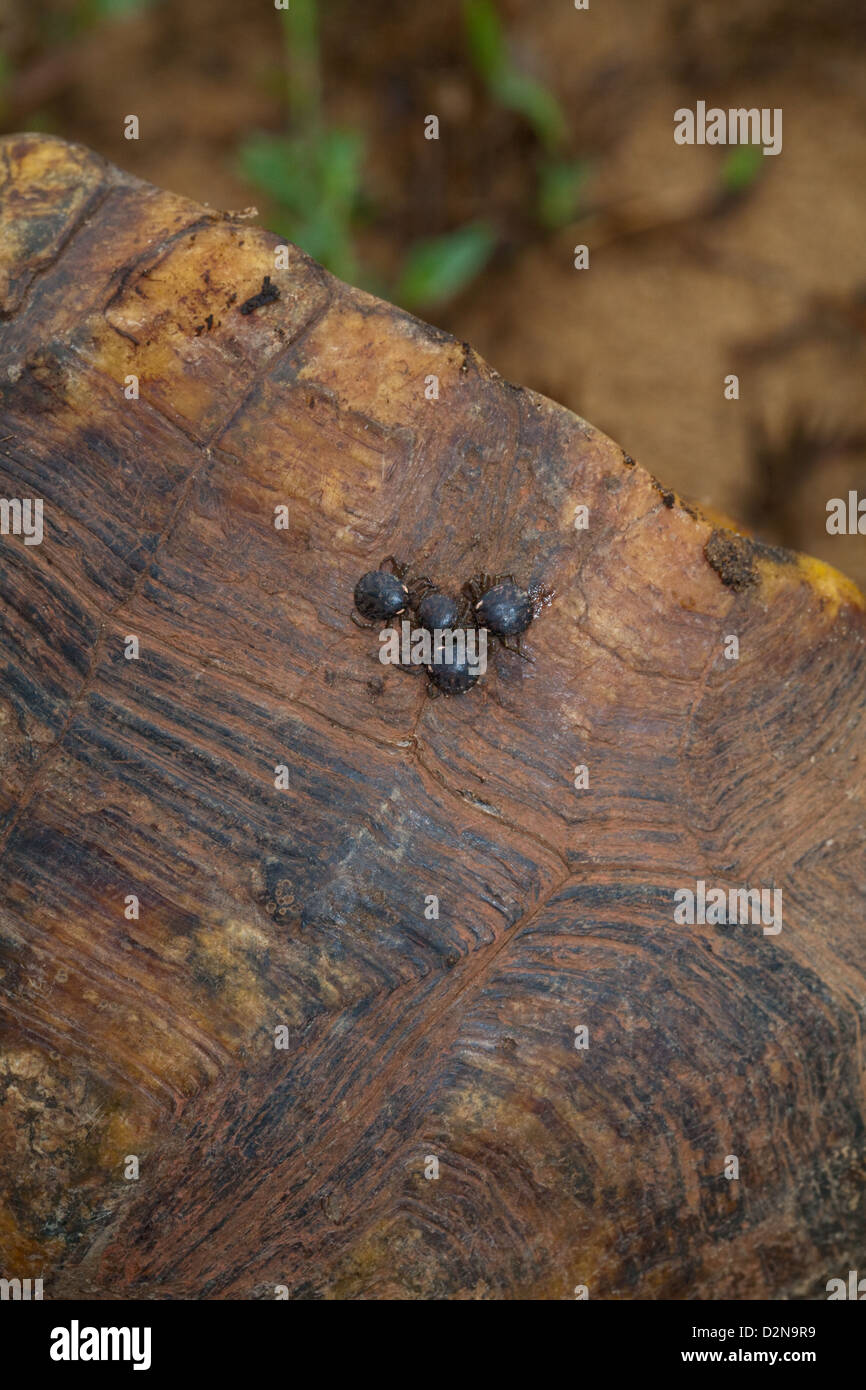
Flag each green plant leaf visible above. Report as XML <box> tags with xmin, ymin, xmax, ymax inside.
<box><xmin>492</xmin><ymin>68</ymin><xmax>565</xmax><ymax>149</ymax></box>
<box><xmin>537</xmin><ymin>157</ymin><xmax>588</xmax><ymax>228</ymax></box>
<box><xmin>464</xmin><ymin>0</ymin><xmax>566</xmax><ymax>148</ymax></box>
<box><xmin>721</xmin><ymin>145</ymin><xmax>764</xmax><ymax>194</ymax></box>
<box><xmin>318</xmin><ymin>129</ymin><xmax>364</xmax><ymax>214</ymax></box>
<box><xmin>238</xmin><ymin>133</ymin><xmax>312</xmax><ymax>212</ymax></box>
<box><xmin>238</xmin><ymin>128</ymin><xmax>363</xmax><ymax>283</ymax></box>
<box><xmin>463</xmin><ymin>0</ymin><xmax>506</xmax><ymax>83</ymax></box>
<box><xmin>395</xmin><ymin>222</ymin><xmax>496</xmax><ymax>310</ymax></box>
<box><xmin>77</xmin><ymin>0</ymin><xmax>155</xmax><ymax>22</ymax></box>
<box><xmin>280</xmin><ymin>0</ymin><xmax>321</xmax><ymax>132</ymax></box>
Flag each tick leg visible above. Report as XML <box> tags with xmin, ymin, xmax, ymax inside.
<box><xmin>457</xmin><ymin>594</ymin><xmax>477</xmax><ymax>626</ymax></box>
<box><xmin>501</xmin><ymin>635</ymin><xmax>533</xmax><ymax>663</ymax></box>
<box><xmin>380</xmin><ymin>554</ymin><xmax>408</xmax><ymax>580</ymax></box>
<box><xmin>407</xmin><ymin>576</ymin><xmax>434</xmax><ymax>607</ymax></box>
<box><xmin>351</xmin><ymin>611</ymin><xmax>375</xmax><ymax>629</ymax></box>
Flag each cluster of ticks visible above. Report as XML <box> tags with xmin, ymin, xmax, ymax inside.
<box><xmin>352</xmin><ymin>556</ymin><xmax>549</xmax><ymax>695</ymax></box>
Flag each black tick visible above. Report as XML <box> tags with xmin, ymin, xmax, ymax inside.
<box><xmin>353</xmin><ymin>558</ymin><xmax>410</xmax><ymax>626</ymax></box>
<box><xmin>416</xmin><ymin>591</ymin><xmax>460</xmax><ymax>631</ymax></box>
<box><xmin>427</xmin><ymin>638</ymin><xmax>482</xmax><ymax>694</ymax></box>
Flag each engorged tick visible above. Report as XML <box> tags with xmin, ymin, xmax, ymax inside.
<box><xmin>427</xmin><ymin>639</ymin><xmax>482</xmax><ymax>694</ymax></box>
<box><xmin>353</xmin><ymin>567</ymin><xmax>409</xmax><ymax>625</ymax></box>
<box><xmin>461</xmin><ymin>571</ymin><xmax>554</xmax><ymax>663</ymax></box>
<box><xmin>416</xmin><ymin>591</ymin><xmax>460</xmax><ymax>632</ymax></box>
<box><xmin>475</xmin><ymin>581</ymin><xmax>534</xmax><ymax>638</ymax></box>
